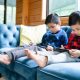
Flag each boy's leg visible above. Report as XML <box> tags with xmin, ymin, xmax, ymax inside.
<box><xmin>25</xmin><ymin>49</ymin><xmax>48</xmax><ymax>67</ymax></box>
<box><xmin>25</xmin><ymin>49</ymin><xmax>80</xmax><ymax>67</ymax></box>
<box><xmin>46</xmin><ymin>52</ymin><xmax>78</xmax><ymax>64</ymax></box>
<box><xmin>0</xmin><ymin>54</ymin><xmax>10</xmax><ymax>64</ymax></box>
<box><xmin>0</xmin><ymin>45</ymin><xmax>42</xmax><ymax>64</ymax></box>
<box><xmin>0</xmin><ymin>47</ymin><xmax>27</xmax><ymax>64</ymax></box>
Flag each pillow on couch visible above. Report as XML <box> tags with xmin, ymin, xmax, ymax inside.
<box><xmin>20</xmin><ymin>24</ymin><xmax>46</xmax><ymax>46</ymax></box>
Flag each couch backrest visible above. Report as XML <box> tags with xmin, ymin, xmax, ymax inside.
<box><xmin>0</xmin><ymin>24</ymin><xmax>20</xmax><ymax>48</ymax></box>
<box><xmin>61</xmin><ymin>26</ymin><xmax>72</xmax><ymax>38</ymax></box>
<box><xmin>0</xmin><ymin>24</ymin><xmax>72</xmax><ymax>49</ymax></box>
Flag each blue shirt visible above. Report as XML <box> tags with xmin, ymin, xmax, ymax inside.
<box><xmin>40</xmin><ymin>29</ymin><xmax>68</xmax><ymax>49</ymax></box>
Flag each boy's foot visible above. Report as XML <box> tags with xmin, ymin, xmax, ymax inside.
<box><xmin>25</xmin><ymin>49</ymin><xmax>48</xmax><ymax>67</ymax></box>
<box><xmin>0</xmin><ymin>54</ymin><xmax>10</xmax><ymax>65</ymax></box>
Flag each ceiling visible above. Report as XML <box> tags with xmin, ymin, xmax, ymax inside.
<box><xmin>0</xmin><ymin>0</ymin><xmax>16</xmax><ymax>6</ymax></box>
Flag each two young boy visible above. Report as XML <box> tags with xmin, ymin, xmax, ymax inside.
<box><xmin>0</xmin><ymin>11</ymin><xmax>80</xmax><ymax>67</ymax></box>
<box><xmin>24</xmin><ymin>11</ymin><xmax>80</xmax><ymax>67</ymax></box>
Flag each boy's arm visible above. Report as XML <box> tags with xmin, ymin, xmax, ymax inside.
<box><xmin>64</xmin><ymin>34</ymin><xmax>74</xmax><ymax>49</ymax></box>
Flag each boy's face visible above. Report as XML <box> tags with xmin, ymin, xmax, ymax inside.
<box><xmin>71</xmin><ymin>23</ymin><xmax>80</xmax><ymax>36</ymax></box>
<box><xmin>48</xmin><ymin>23</ymin><xmax>60</xmax><ymax>33</ymax></box>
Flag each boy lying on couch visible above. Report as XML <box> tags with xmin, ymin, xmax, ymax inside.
<box><xmin>0</xmin><ymin>13</ymin><xmax>68</xmax><ymax>64</ymax></box>
<box><xmin>0</xmin><ymin>11</ymin><xmax>80</xmax><ymax>67</ymax></box>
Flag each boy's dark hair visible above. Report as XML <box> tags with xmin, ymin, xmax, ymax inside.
<box><xmin>69</xmin><ymin>11</ymin><xmax>80</xmax><ymax>26</ymax></box>
<box><xmin>45</xmin><ymin>13</ymin><xmax>60</xmax><ymax>24</ymax></box>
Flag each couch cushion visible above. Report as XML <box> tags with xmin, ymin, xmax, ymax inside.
<box><xmin>0</xmin><ymin>47</ymin><xmax>38</xmax><ymax>80</ymax></box>
<box><xmin>37</xmin><ymin>63</ymin><xmax>80</xmax><ymax>80</ymax></box>
<box><xmin>0</xmin><ymin>24</ymin><xmax>20</xmax><ymax>48</ymax></box>
<box><xmin>20</xmin><ymin>24</ymin><xmax>46</xmax><ymax>45</ymax></box>
<box><xmin>1</xmin><ymin>56</ymin><xmax>38</xmax><ymax>80</ymax></box>
<box><xmin>14</xmin><ymin>57</ymin><xmax>38</xmax><ymax>80</ymax></box>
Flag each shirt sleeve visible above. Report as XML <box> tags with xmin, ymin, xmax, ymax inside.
<box><xmin>64</xmin><ymin>33</ymin><xmax>74</xmax><ymax>49</ymax></box>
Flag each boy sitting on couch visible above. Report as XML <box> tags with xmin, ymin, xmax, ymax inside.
<box><xmin>0</xmin><ymin>13</ymin><xmax>68</xmax><ymax>64</ymax></box>
<box><xmin>24</xmin><ymin>11</ymin><xmax>80</xmax><ymax>67</ymax></box>
<box><xmin>39</xmin><ymin>13</ymin><xmax>68</xmax><ymax>51</ymax></box>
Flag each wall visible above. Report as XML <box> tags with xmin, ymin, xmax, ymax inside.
<box><xmin>28</xmin><ymin>0</ymin><xmax>44</xmax><ymax>25</ymax></box>
<box><xmin>60</xmin><ymin>17</ymin><xmax>69</xmax><ymax>26</ymax></box>
<box><xmin>16</xmin><ymin>0</ymin><xmax>29</xmax><ymax>25</ymax></box>
<box><xmin>16</xmin><ymin>0</ymin><xmax>68</xmax><ymax>26</ymax></box>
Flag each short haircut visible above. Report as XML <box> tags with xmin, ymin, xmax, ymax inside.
<box><xmin>69</xmin><ymin>11</ymin><xmax>80</xmax><ymax>26</ymax></box>
<box><xmin>45</xmin><ymin>13</ymin><xmax>60</xmax><ymax>24</ymax></box>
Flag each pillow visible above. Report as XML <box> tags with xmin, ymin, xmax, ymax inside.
<box><xmin>20</xmin><ymin>24</ymin><xmax>46</xmax><ymax>46</ymax></box>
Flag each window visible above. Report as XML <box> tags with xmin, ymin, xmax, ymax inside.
<box><xmin>42</xmin><ymin>0</ymin><xmax>47</xmax><ymax>20</ymax></box>
<box><xmin>0</xmin><ymin>0</ymin><xmax>16</xmax><ymax>24</ymax></box>
<box><xmin>49</xmin><ymin>0</ymin><xmax>80</xmax><ymax>16</ymax></box>
<box><xmin>0</xmin><ymin>1</ymin><xmax>4</xmax><ymax>24</ymax></box>
<box><xmin>6</xmin><ymin>0</ymin><xmax>16</xmax><ymax>24</ymax></box>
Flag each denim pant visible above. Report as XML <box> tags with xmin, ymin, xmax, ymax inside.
<box><xmin>37</xmin><ymin>51</ymin><xmax>80</xmax><ymax>65</ymax></box>
<box><xmin>1</xmin><ymin>45</ymin><xmax>42</xmax><ymax>61</ymax></box>
<box><xmin>1</xmin><ymin>45</ymin><xmax>80</xmax><ymax>64</ymax></box>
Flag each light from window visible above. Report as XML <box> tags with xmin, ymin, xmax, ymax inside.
<box><xmin>0</xmin><ymin>5</ymin><xmax>4</xmax><ymax>24</ymax></box>
<box><xmin>49</xmin><ymin>0</ymin><xmax>80</xmax><ymax>16</ymax></box>
<box><xmin>6</xmin><ymin>6</ymin><xmax>16</xmax><ymax>24</ymax></box>
<box><xmin>42</xmin><ymin>0</ymin><xmax>47</xmax><ymax>20</ymax></box>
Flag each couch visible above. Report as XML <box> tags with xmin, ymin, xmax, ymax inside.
<box><xmin>0</xmin><ymin>24</ymin><xmax>80</xmax><ymax>80</ymax></box>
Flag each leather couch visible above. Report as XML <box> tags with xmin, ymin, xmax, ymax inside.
<box><xmin>0</xmin><ymin>24</ymin><xmax>80</xmax><ymax>80</ymax></box>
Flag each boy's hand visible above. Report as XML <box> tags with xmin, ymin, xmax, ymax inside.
<box><xmin>60</xmin><ymin>45</ymin><xmax>65</xmax><ymax>49</ymax></box>
<box><xmin>46</xmin><ymin>45</ymin><xmax>53</xmax><ymax>51</ymax></box>
<box><xmin>69</xmin><ymin>49</ymin><xmax>80</xmax><ymax>58</ymax></box>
